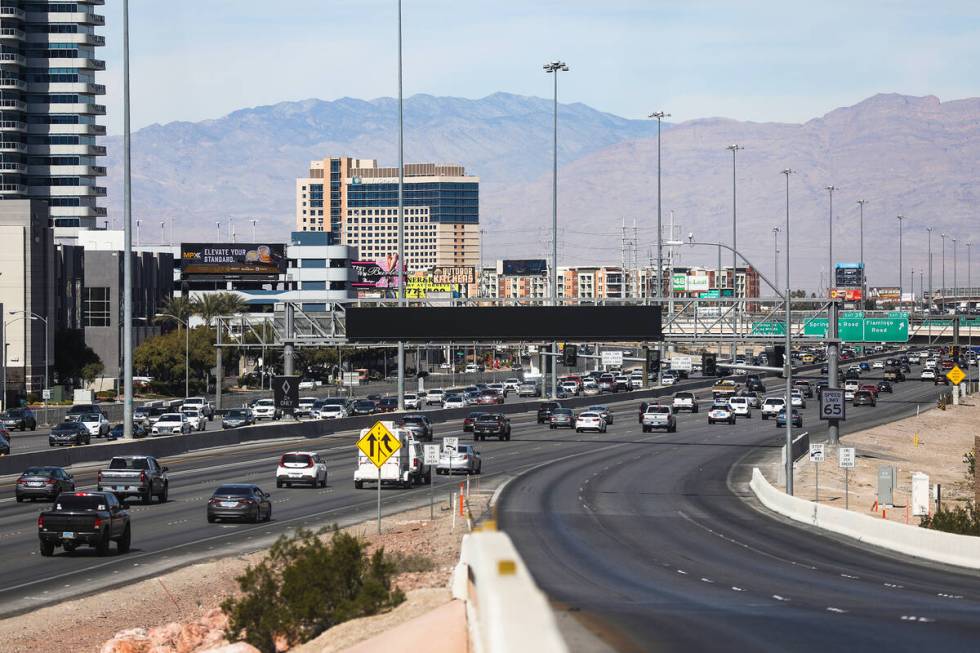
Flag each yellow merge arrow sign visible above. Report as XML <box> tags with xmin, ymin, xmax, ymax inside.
<box><xmin>357</xmin><ymin>421</ymin><xmax>401</xmax><ymax>468</ymax></box>
<box><xmin>946</xmin><ymin>365</ymin><xmax>966</xmax><ymax>386</ymax></box>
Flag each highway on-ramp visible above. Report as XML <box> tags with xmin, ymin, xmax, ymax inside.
<box><xmin>499</xmin><ymin>376</ymin><xmax>980</xmax><ymax>652</ymax></box>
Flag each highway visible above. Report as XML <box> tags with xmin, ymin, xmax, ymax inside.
<box><xmin>499</xmin><ymin>372</ymin><xmax>980</xmax><ymax>651</ymax></box>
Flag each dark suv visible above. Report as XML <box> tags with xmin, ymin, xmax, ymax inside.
<box><xmin>1</xmin><ymin>407</ymin><xmax>37</xmax><ymax>431</ymax></box>
<box><xmin>537</xmin><ymin>402</ymin><xmax>562</xmax><ymax>424</ymax></box>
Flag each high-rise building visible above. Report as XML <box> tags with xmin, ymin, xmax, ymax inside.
<box><xmin>295</xmin><ymin>156</ymin><xmax>480</xmax><ymax>271</ymax></box>
<box><xmin>1</xmin><ymin>1</ymin><xmax>106</xmax><ymax>236</ymax></box>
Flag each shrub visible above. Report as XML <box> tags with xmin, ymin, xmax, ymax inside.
<box><xmin>388</xmin><ymin>551</ymin><xmax>436</xmax><ymax>573</ymax></box>
<box><xmin>965</xmin><ymin>449</ymin><xmax>976</xmax><ymax>478</ymax></box>
<box><xmin>222</xmin><ymin>528</ymin><xmax>404</xmax><ymax>653</ymax></box>
<box><xmin>919</xmin><ymin>502</ymin><xmax>980</xmax><ymax>536</ymax></box>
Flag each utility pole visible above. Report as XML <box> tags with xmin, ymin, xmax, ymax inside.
<box><xmin>650</xmin><ymin>111</ymin><xmax>669</xmax><ymax>385</ymax></box>
<box><xmin>122</xmin><ymin>0</ymin><xmax>134</xmax><ymax>439</ymax></box>
<box><xmin>952</xmin><ymin>237</ymin><xmax>958</xmax><ymax>302</ymax></box>
<box><xmin>927</xmin><ymin>227</ymin><xmax>933</xmax><ymax>313</ymax></box>
<box><xmin>825</xmin><ymin>185</ymin><xmax>840</xmax><ymax>446</ymax></box>
<box><xmin>897</xmin><ymin>215</ymin><xmax>905</xmax><ymax>309</ymax></box>
<box><xmin>856</xmin><ymin>199</ymin><xmax>867</xmax><ymax>305</ymax></box>
<box><xmin>772</xmin><ymin>226</ymin><xmax>780</xmax><ymax>292</ymax></box>
<box><xmin>941</xmin><ymin>233</ymin><xmax>947</xmax><ymax>313</ymax></box>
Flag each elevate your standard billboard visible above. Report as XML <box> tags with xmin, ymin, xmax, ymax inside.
<box><xmin>181</xmin><ymin>244</ymin><xmax>286</xmax><ymax>279</ymax></box>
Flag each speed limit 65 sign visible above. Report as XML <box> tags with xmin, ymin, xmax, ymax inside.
<box><xmin>819</xmin><ymin>388</ymin><xmax>845</xmax><ymax>421</ymax></box>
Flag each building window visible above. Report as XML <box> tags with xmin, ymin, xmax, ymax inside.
<box><xmin>82</xmin><ymin>286</ymin><xmax>110</xmax><ymax>327</ymax></box>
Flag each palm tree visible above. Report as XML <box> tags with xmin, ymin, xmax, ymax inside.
<box><xmin>156</xmin><ymin>296</ymin><xmax>194</xmax><ymax>326</ymax></box>
<box><xmin>192</xmin><ymin>293</ymin><xmax>226</xmax><ymax>327</ymax></box>
<box><xmin>217</xmin><ymin>292</ymin><xmax>248</xmax><ymax>316</ymax></box>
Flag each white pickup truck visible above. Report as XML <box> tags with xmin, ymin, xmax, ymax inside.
<box><xmin>671</xmin><ymin>392</ymin><xmax>699</xmax><ymax>413</ymax></box>
<box><xmin>181</xmin><ymin>397</ymin><xmax>213</xmax><ymax>421</ymax></box>
<box><xmin>641</xmin><ymin>405</ymin><xmax>676</xmax><ymax>433</ymax></box>
<box><xmin>760</xmin><ymin>397</ymin><xmax>786</xmax><ymax>420</ymax></box>
<box><xmin>97</xmin><ymin>455</ymin><xmax>169</xmax><ymax>504</ymax></box>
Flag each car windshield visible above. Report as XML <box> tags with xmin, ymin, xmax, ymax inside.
<box><xmin>23</xmin><ymin>467</ymin><xmax>57</xmax><ymax>477</ymax></box>
<box><xmin>227</xmin><ymin>410</ymin><xmax>248</xmax><ymax>418</ymax></box>
<box><xmin>213</xmin><ymin>485</ymin><xmax>253</xmax><ymax>496</ymax></box>
<box><xmin>354</xmin><ymin>401</ymin><xmax>375</xmax><ymax>408</ymax></box>
<box><xmin>281</xmin><ymin>454</ymin><xmax>312</xmax><ymax>465</ymax></box>
<box><xmin>256</xmin><ymin>399</ymin><xmax>274</xmax><ymax>406</ymax></box>
<box><xmin>55</xmin><ymin>495</ymin><xmax>108</xmax><ymax>511</ymax></box>
<box><xmin>445</xmin><ymin>395</ymin><xmax>463</xmax><ymax>402</ymax></box>
<box><xmin>588</xmin><ymin>406</ymin><xmax>607</xmax><ymax>412</ymax></box>
<box><xmin>109</xmin><ymin>458</ymin><xmax>149</xmax><ymax>470</ymax></box>
<box><xmin>553</xmin><ymin>409</ymin><xmax>573</xmax><ymax>416</ymax></box>
<box><xmin>402</xmin><ymin>417</ymin><xmax>426</xmax><ymax>425</ymax></box>
<box><xmin>159</xmin><ymin>413</ymin><xmax>181</xmax><ymax>421</ymax></box>
<box><xmin>476</xmin><ymin>414</ymin><xmax>501</xmax><ymax>422</ymax></box>
<box><xmin>648</xmin><ymin>407</ymin><xmax>671</xmax><ymax>413</ymax></box>
<box><xmin>55</xmin><ymin>422</ymin><xmax>77</xmax><ymax>429</ymax></box>
<box><xmin>579</xmin><ymin>412</ymin><xmax>599</xmax><ymax>418</ymax></box>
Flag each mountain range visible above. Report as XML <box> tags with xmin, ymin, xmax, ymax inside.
<box><xmin>104</xmin><ymin>92</ymin><xmax>980</xmax><ymax>291</ymax></box>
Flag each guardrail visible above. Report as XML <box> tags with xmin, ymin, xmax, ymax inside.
<box><xmin>452</xmin><ymin>530</ymin><xmax>568</xmax><ymax>653</ymax></box>
<box><xmin>750</xmin><ymin>468</ymin><xmax>980</xmax><ymax>570</ymax></box>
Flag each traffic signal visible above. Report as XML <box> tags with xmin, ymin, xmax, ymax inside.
<box><xmin>703</xmin><ymin>353</ymin><xmax>717</xmax><ymax>376</ymax></box>
<box><xmin>562</xmin><ymin>344</ymin><xmax>578</xmax><ymax>366</ymax></box>
<box><xmin>769</xmin><ymin>345</ymin><xmax>785</xmax><ymax>369</ymax></box>
<box><xmin>646</xmin><ymin>347</ymin><xmax>661</xmax><ymax>369</ymax></box>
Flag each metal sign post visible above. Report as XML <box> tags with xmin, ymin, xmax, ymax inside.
<box><xmin>809</xmin><ymin>443</ymin><xmax>825</xmax><ymax>503</ymax></box>
<box><xmin>839</xmin><ymin>446</ymin><xmax>855</xmax><ymax>510</ymax></box>
<box><xmin>424</xmin><ymin>444</ymin><xmax>440</xmax><ymax>520</ymax></box>
<box><xmin>356</xmin><ymin>421</ymin><xmax>402</xmax><ymax>534</ymax></box>
<box><xmin>444</xmin><ymin>436</ymin><xmax>458</xmax><ymax>488</ymax></box>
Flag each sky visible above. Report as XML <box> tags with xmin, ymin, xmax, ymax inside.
<box><xmin>101</xmin><ymin>0</ymin><xmax>980</xmax><ymax>134</ymax></box>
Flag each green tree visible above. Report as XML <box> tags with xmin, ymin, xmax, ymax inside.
<box><xmin>80</xmin><ymin>361</ymin><xmax>105</xmax><ymax>385</ymax></box>
<box><xmin>53</xmin><ymin>329</ymin><xmax>104</xmax><ymax>386</ymax></box>
<box><xmin>157</xmin><ymin>295</ymin><xmax>194</xmax><ymax>326</ymax></box>
<box><xmin>218</xmin><ymin>292</ymin><xmax>248</xmax><ymax>316</ymax></box>
<box><xmin>192</xmin><ymin>293</ymin><xmax>226</xmax><ymax>327</ymax></box>
<box><xmin>134</xmin><ymin>327</ymin><xmax>217</xmax><ymax>395</ymax></box>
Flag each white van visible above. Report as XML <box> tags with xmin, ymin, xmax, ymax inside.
<box><xmin>353</xmin><ymin>425</ymin><xmax>430</xmax><ymax>489</ymax></box>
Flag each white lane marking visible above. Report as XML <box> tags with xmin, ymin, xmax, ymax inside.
<box><xmin>900</xmin><ymin>615</ymin><xmax>935</xmax><ymax>623</ymax></box>
<box><xmin>772</xmin><ymin>595</ymin><xmax>790</xmax><ymax>602</ymax></box>
<box><xmin>884</xmin><ymin>583</ymin><xmax>904</xmax><ymax>589</ymax></box>
<box><xmin>937</xmin><ymin>593</ymin><xmax>963</xmax><ymax>599</ymax></box>
<box><xmin>731</xmin><ymin>586</ymin><xmax>744</xmax><ymax>592</ymax></box>
<box><xmin>826</xmin><ymin>607</ymin><xmax>847</xmax><ymax>613</ymax></box>
<box><xmin>677</xmin><ymin>510</ymin><xmax>817</xmax><ymax>570</ymax></box>
<box><xmin>700</xmin><ymin>577</ymin><xmax>714</xmax><ymax>583</ymax></box>
<box><xmin>840</xmin><ymin>573</ymin><xmax>860</xmax><ymax>580</ymax></box>
<box><xmin>676</xmin><ymin>569</ymin><xmax>688</xmax><ymax>575</ymax></box>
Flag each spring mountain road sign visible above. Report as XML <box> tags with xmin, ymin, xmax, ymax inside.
<box><xmin>801</xmin><ymin>316</ymin><xmax>908</xmax><ymax>342</ymax></box>
<box><xmin>357</xmin><ymin>421</ymin><xmax>401</xmax><ymax>467</ymax></box>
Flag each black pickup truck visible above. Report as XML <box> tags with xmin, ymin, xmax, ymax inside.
<box><xmin>473</xmin><ymin>414</ymin><xmax>511</xmax><ymax>441</ymax></box>
<box><xmin>37</xmin><ymin>491</ymin><xmax>131</xmax><ymax>556</ymax></box>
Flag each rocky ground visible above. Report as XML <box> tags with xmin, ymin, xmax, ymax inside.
<box><xmin>0</xmin><ymin>489</ymin><xmax>491</xmax><ymax>653</ymax></box>
<box><xmin>763</xmin><ymin>396</ymin><xmax>978</xmax><ymax>522</ymax></box>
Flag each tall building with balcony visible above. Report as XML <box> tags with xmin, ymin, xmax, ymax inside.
<box><xmin>0</xmin><ymin>1</ymin><xmax>106</xmax><ymax>237</ymax></box>
<box><xmin>295</xmin><ymin>156</ymin><xmax>480</xmax><ymax>271</ymax></box>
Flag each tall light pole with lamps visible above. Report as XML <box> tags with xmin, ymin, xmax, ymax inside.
<box><xmin>825</xmin><ymin>185</ymin><xmax>839</xmax><ymax>425</ymax></box>
<box><xmin>121</xmin><ymin>0</ymin><xmax>135</xmax><ymax>439</ymax></box>
<box><xmin>782</xmin><ymin>168</ymin><xmax>795</xmax><ymax>491</ymax></box>
<box><xmin>156</xmin><ymin>313</ymin><xmax>189</xmax><ymax>399</ymax></box>
<box><xmin>650</xmin><ymin>110</ymin><xmax>669</xmax><ymax>385</ymax></box>
<box><xmin>968</xmin><ymin>241</ymin><xmax>973</xmax><ymax>296</ymax></box>
<box><xmin>941</xmin><ymin>233</ymin><xmax>947</xmax><ymax>312</ymax></box>
<box><xmin>727</xmin><ymin>144</ymin><xmax>743</xmax><ymax>362</ymax></box>
<box><xmin>395</xmin><ymin>0</ymin><xmax>406</xmax><ymax>412</ymax></box>
<box><xmin>856</xmin><ymin>199</ymin><xmax>867</xmax><ymax>304</ymax></box>
<box><xmin>544</xmin><ymin>60</ymin><xmax>569</xmax><ymax>399</ymax></box>
<box><xmin>897</xmin><ymin>215</ymin><xmax>905</xmax><ymax>308</ymax></box>
<box><xmin>926</xmin><ymin>227</ymin><xmax>933</xmax><ymax>313</ymax></box>
<box><xmin>952</xmin><ymin>237</ymin><xmax>958</xmax><ymax>301</ymax></box>
<box><xmin>8</xmin><ymin>311</ymin><xmax>48</xmax><ymax>424</ymax></box>
<box><xmin>772</xmin><ymin>226</ymin><xmax>780</xmax><ymax>291</ymax></box>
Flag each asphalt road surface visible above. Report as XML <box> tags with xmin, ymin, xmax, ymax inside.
<box><xmin>499</xmin><ymin>372</ymin><xmax>979</xmax><ymax>651</ymax></box>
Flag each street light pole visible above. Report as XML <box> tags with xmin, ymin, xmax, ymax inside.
<box><xmin>941</xmin><ymin>233</ymin><xmax>946</xmax><ymax>313</ymax></box>
<box><xmin>122</xmin><ymin>0</ymin><xmax>134</xmax><ymax>439</ymax></box>
<box><xmin>824</xmin><ymin>185</ymin><xmax>839</xmax><ymax>441</ymax></box>
<box><xmin>727</xmin><ymin>144</ymin><xmax>743</xmax><ymax>364</ymax></box>
<box><xmin>156</xmin><ymin>313</ymin><xmax>189</xmax><ymax>398</ymax></box>
<box><xmin>650</xmin><ymin>110</ymin><xmax>669</xmax><ymax>385</ymax></box>
<box><xmin>825</xmin><ymin>186</ymin><xmax>838</xmax><ymax>294</ymax></box>
<box><xmin>856</xmin><ymin>199</ymin><xmax>867</xmax><ymax>304</ymax></box>
<box><xmin>8</xmin><ymin>310</ymin><xmax>48</xmax><ymax>424</ymax></box>
<box><xmin>782</xmin><ymin>168</ymin><xmax>795</xmax><ymax>494</ymax></box>
<box><xmin>968</xmin><ymin>242</ymin><xmax>973</xmax><ymax>297</ymax></box>
<box><xmin>772</xmin><ymin>227</ymin><xmax>780</xmax><ymax>292</ymax></box>
<box><xmin>897</xmin><ymin>215</ymin><xmax>905</xmax><ymax>308</ymax></box>
<box><xmin>544</xmin><ymin>60</ymin><xmax>568</xmax><ymax>400</ymax></box>
<box><xmin>251</xmin><ymin>219</ymin><xmax>257</xmax><ymax>242</ymax></box>
<box><xmin>396</xmin><ymin>0</ymin><xmax>406</xmax><ymax>413</ymax></box>
<box><xmin>952</xmin><ymin>237</ymin><xmax>958</xmax><ymax>303</ymax></box>
<box><xmin>927</xmin><ymin>227</ymin><xmax>933</xmax><ymax>313</ymax></box>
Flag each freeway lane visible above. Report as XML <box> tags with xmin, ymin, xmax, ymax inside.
<box><xmin>499</xmin><ymin>377</ymin><xmax>980</xmax><ymax>652</ymax></box>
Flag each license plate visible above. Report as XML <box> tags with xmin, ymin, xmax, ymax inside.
<box><xmin>62</xmin><ymin>531</ymin><xmax>74</xmax><ymax>539</ymax></box>
<box><xmin>221</xmin><ymin>501</ymin><xmax>237</xmax><ymax>508</ymax></box>
<box><xmin>289</xmin><ymin>473</ymin><xmax>302</xmax><ymax>478</ymax></box>
<box><xmin>28</xmin><ymin>482</ymin><xmax>43</xmax><ymax>487</ymax></box>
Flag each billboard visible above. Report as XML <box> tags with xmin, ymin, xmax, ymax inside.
<box><xmin>346</xmin><ymin>305</ymin><xmax>663</xmax><ymax>342</ymax></box>
<box><xmin>181</xmin><ymin>243</ymin><xmax>286</xmax><ymax>279</ymax></box>
<box><xmin>686</xmin><ymin>275</ymin><xmax>710</xmax><ymax>292</ymax></box>
<box><xmin>432</xmin><ymin>265</ymin><xmax>475</xmax><ymax>285</ymax></box>
<box><xmin>352</xmin><ymin>254</ymin><xmax>401</xmax><ymax>288</ymax></box>
<box><xmin>835</xmin><ymin>263</ymin><xmax>864</xmax><ymax>288</ymax></box>
<box><xmin>405</xmin><ymin>273</ymin><xmax>455</xmax><ymax>299</ymax></box>
<box><xmin>500</xmin><ymin>259</ymin><xmax>548</xmax><ymax>276</ymax></box>
<box><xmin>871</xmin><ymin>287</ymin><xmax>901</xmax><ymax>301</ymax></box>
<box><xmin>672</xmin><ymin>274</ymin><xmax>687</xmax><ymax>292</ymax></box>
<box><xmin>829</xmin><ymin>288</ymin><xmax>863</xmax><ymax>301</ymax></box>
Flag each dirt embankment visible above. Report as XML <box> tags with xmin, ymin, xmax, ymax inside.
<box><xmin>0</xmin><ymin>491</ymin><xmax>490</xmax><ymax>653</ymax></box>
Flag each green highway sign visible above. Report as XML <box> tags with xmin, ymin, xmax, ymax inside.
<box><xmin>672</xmin><ymin>274</ymin><xmax>687</xmax><ymax>292</ymax></box>
<box><xmin>887</xmin><ymin>311</ymin><xmax>909</xmax><ymax>319</ymax></box>
<box><xmin>800</xmin><ymin>316</ymin><xmax>909</xmax><ymax>342</ymax></box>
<box><xmin>751</xmin><ymin>321</ymin><xmax>786</xmax><ymax>335</ymax></box>
<box><xmin>699</xmin><ymin>290</ymin><xmax>720</xmax><ymax>298</ymax></box>
<box><xmin>842</xmin><ymin>311</ymin><xmax>864</xmax><ymax>318</ymax></box>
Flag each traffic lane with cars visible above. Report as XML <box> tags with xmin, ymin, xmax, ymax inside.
<box><xmin>0</xmin><ymin>404</ymin><xmax>634</xmax><ymax>615</ymax></box>
<box><xmin>0</xmin><ymin>361</ymin><xmax>897</xmax><ymax>612</ymax></box>
<box><xmin>500</xmin><ymin>375</ymin><xmax>976</xmax><ymax>651</ymax></box>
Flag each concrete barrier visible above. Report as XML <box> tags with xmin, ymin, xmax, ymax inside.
<box><xmin>452</xmin><ymin>530</ymin><xmax>568</xmax><ymax>653</ymax></box>
<box><xmin>750</xmin><ymin>467</ymin><xmax>980</xmax><ymax>570</ymax></box>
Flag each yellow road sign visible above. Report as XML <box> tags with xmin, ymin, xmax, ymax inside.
<box><xmin>357</xmin><ymin>421</ymin><xmax>401</xmax><ymax>468</ymax></box>
<box><xmin>946</xmin><ymin>365</ymin><xmax>966</xmax><ymax>386</ymax></box>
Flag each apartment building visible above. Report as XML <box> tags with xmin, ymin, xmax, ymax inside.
<box><xmin>295</xmin><ymin>156</ymin><xmax>479</xmax><ymax>271</ymax></box>
<box><xmin>0</xmin><ymin>1</ymin><xmax>107</xmax><ymax>238</ymax></box>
